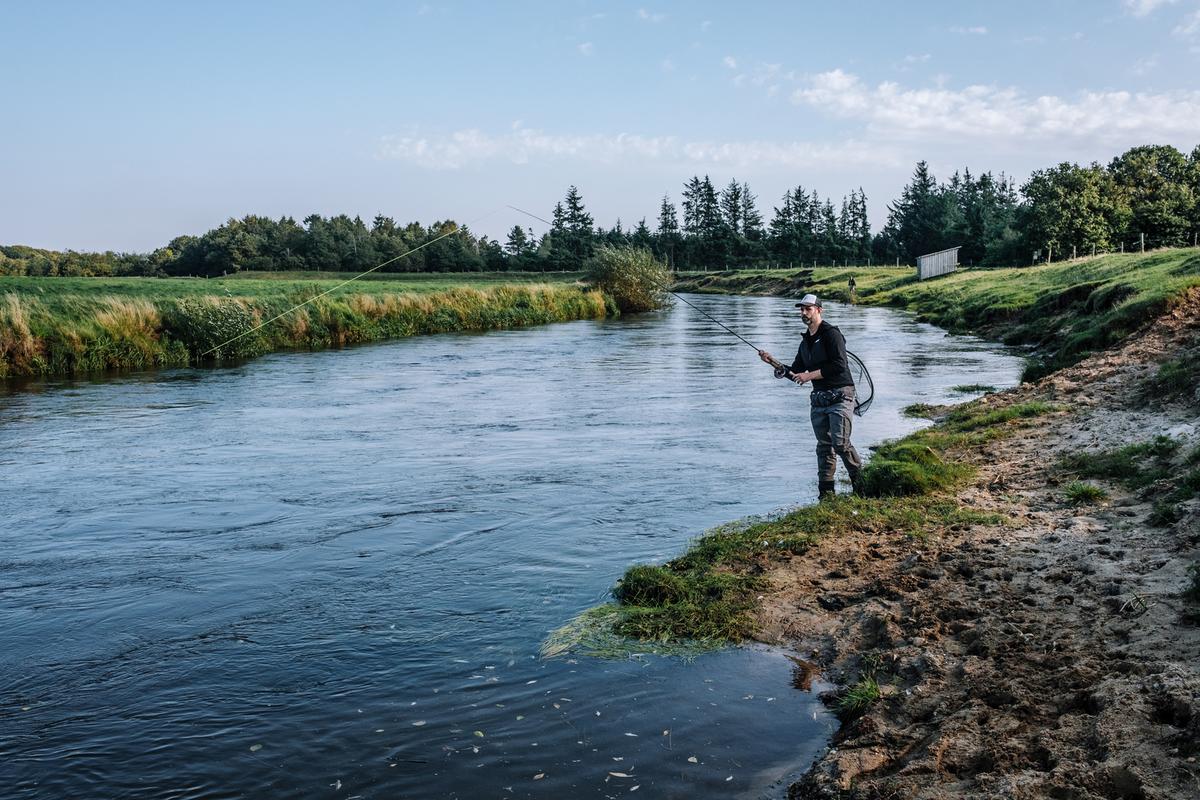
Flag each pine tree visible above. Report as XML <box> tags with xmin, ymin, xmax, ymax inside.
<box><xmin>657</xmin><ymin>194</ymin><xmax>681</xmax><ymax>268</ymax></box>
<box><xmin>741</xmin><ymin>182</ymin><xmax>764</xmax><ymax>241</ymax></box>
<box><xmin>719</xmin><ymin>179</ymin><xmax>743</xmax><ymax>237</ymax></box>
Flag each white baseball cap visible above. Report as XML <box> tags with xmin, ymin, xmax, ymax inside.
<box><xmin>794</xmin><ymin>294</ymin><xmax>822</xmax><ymax>308</ymax></box>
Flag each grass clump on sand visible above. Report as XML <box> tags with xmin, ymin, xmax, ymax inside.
<box><xmin>952</xmin><ymin>384</ymin><xmax>996</xmax><ymax>394</ymax></box>
<box><xmin>585</xmin><ymin>245</ymin><xmax>673</xmax><ymax>313</ymax></box>
<box><xmin>1059</xmin><ymin>435</ymin><xmax>1180</xmax><ymax>490</ymax></box>
<box><xmin>1063</xmin><ymin>481</ymin><xmax>1108</xmax><ymax>506</ymax></box>
<box><xmin>1147</xmin><ymin>356</ymin><xmax>1200</xmax><ymax>400</ymax></box>
<box><xmin>1060</xmin><ymin>435</ymin><xmax>1200</xmax><ymax>526</ymax></box>
<box><xmin>836</xmin><ymin>676</ymin><xmax>882</xmax><ymax>718</ymax></box>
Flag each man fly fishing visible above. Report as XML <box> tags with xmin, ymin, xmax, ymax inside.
<box><xmin>758</xmin><ymin>293</ymin><xmax>863</xmax><ymax>500</ymax></box>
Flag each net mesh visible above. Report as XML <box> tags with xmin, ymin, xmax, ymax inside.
<box><xmin>847</xmin><ymin>351</ymin><xmax>874</xmax><ymax>417</ymax></box>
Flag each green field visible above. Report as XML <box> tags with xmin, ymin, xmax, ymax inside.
<box><xmin>678</xmin><ymin>249</ymin><xmax>1200</xmax><ymax>379</ymax></box>
<box><xmin>0</xmin><ymin>272</ymin><xmax>603</xmax><ymax>379</ymax></box>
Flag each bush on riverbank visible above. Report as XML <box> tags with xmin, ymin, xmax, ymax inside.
<box><xmin>585</xmin><ymin>246</ymin><xmax>672</xmax><ymax>313</ymax></box>
<box><xmin>0</xmin><ymin>281</ymin><xmax>609</xmax><ymax>378</ymax></box>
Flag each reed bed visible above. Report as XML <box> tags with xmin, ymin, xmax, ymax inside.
<box><xmin>0</xmin><ymin>281</ymin><xmax>609</xmax><ymax>378</ymax></box>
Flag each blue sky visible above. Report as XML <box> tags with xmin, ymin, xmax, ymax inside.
<box><xmin>4</xmin><ymin>0</ymin><xmax>1200</xmax><ymax>252</ymax></box>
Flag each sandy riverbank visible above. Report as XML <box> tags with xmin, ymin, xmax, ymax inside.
<box><xmin>756</xmin><ymin>294</ymin><xmax>1200</xmax><ymax>798</ymax></box>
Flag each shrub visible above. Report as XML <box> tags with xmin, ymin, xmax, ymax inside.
<box><xmin>585</xmin><ymin>245</ymin><xmax>672</xmax><ymax>313</ymax></box>
<box><xmin>162</xmin><ymin>296</ymin><xmax>266</xmax><ymax>360</ymax></box>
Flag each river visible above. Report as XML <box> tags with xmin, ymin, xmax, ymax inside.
<box><xmin>0</xmin><ymin>294</ymin><xmax>1024</xmax><ymax>798</ymax></box>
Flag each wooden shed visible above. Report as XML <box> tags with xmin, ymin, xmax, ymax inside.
<box><xmin>916</xmin><ymin>246</ymin><xmax>961</xmax><ymax>280</ymax></box>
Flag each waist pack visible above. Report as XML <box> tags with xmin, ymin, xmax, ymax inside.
<box><xmin>811</xmin><ymin>388</ymin><xmax>850</xmax><ymax>407</ymax></box>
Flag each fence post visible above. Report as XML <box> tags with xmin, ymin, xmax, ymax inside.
<box><xmin>1092</xmin><ymin>244</ymin><xmax>1096</xmax><ymax>257</ymax></box>
<box><xmin>1072</xmin><ymin>245</ymin><xmax>1076</xmax><ymax>260</ymax></box>
<box><xmin>1140</xmin><ymin>233</ymin><xmax>1145</xmax><ymax>253</ymax></box>
<box><xmin>1120</xmin><ymin>242</ymin><xmax>1124</xmax><ymax>253</ymax></box>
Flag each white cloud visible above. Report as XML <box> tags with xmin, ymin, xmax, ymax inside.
<box><xmin>661</xmin><ymin>58</ymin><xmax>676</xmax><ymax>72</ymax></box>
<box><xmin>790</xmin><ymin>68</ymin><xmax>1200</xmax><ymax>146</ymax></box>
<box><xmin>700</xmin><ymin>20</ymin><xmax>712</xmax><ymax>31</ymax></box>
<box><xmin>578</xmin><ymin>41</ymin><xmax>594</xmax><ymax>56</ymax></box>
<box><xmin>1123</xmin><ymin>0</ymin><xmax>1178</xmax><ymax>16</ymax></box>
<box><xmin>378</xmin><ymin>125</ymin><xmax>899</xmax><ymax>170</ymax></box>
<box><xmin>903</xmin><ymin>53</ymin><xmax>932</xmax><ymax>64</ymax></box>
<box><xmin>723</xmin><ymin>55</ymin><xmax>737</xmax><ymax>69</ymax></box>
<box><xmin>1175</xmin><ymin>8</ymin><xmax>1200</xmax><ymax>34</ymax></box>
<box><xmin>949</xmin><ymin>25</ymin><xmax>988</xmax><ymax>34</ymax></box>
<box><xmin>637</xmin><ymin>8</ymin><xmax>665</xmax><ymax>23</ymax></box>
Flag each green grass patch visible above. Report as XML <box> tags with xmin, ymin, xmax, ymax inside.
<box><xmin>594</xmin><ymin>496</ymin><xmax>1004</xmax><ymax>649</ymax></box>
<box><xmin>940</xmin><ymin>401</ymin><xmax>1058</xmax><ymax>432</ymax></box>
<box><xmin>1063</xmin><ymin>481</ymin><xmax>1108</xmax><ymax>506</ymax></box>
<box><xmin>562</xmin><ymin>395</ymin><xmax>1045</xmax><ymax>651</ymax></box>
<box><xmin>836</xmin><ymin>676</ymin><xmax>881</xmax><ymax>718</ymax></box>
<box><xmin>859</xmin><ymin>401</ymin><xmax>1058</xmax><ymax>498</ymax></box>
<box><xmin>1059</xmin><ymin>435</ymin><xmax>1180</xmax><ymax>490</ymax></box>
<box><xmin>1147</xmin><ymin>357</ymin><xmax>1200</xmax><ymax>400</ymax></box>
<box><xmin>951</xmin><ymin>384</ymin><xmax>996</xmax><ymax>394</ymax></box>
<box><xmin>902</xmin><ymin>403</ymin><xmax>938</xmax><ymax>418</ymax></box>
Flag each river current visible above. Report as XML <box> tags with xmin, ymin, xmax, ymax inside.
<box><xmin>0</xmin><ymin>294</ymin><xmax>1023</xmax><ymax>798</ymax></box>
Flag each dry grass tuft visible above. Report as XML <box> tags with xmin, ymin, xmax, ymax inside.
<box><xmin>94</xmin><ymin>296</ymin><xmax>161</xmax><ymax>340</ymax></box>
<box><xmin>0</xmin><ymin>293</ymin><xmax>42</xmax><ymax>376</ymax></box>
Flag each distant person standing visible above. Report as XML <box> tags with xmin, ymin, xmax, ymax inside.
<box><xmin>758</xmin><ymin>294</ymin><xmax>862</xmax><ymax>500</ymax></box>
<box><xmin>847</xmin><ymin>274</ymin><xmax>857</xmax><ymax>303</ymax></box>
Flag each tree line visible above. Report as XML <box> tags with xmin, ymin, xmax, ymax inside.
<box><xmin>3</xmin><ymin>143</ymin><xmax>1198</xmax><ymax>278</ymax></box>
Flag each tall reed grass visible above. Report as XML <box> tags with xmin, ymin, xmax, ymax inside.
<box><xmin>0</xmin><ymin>283</ymin><xmax>610</xmax><ymax>378</ymax></box>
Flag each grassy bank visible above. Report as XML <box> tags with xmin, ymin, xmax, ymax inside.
<box><xmin>0</xmin><ymin>273</ymin><xmax>606</xmax><ymax>379</ymax></box>
<box><xmin>546</xmin><ymin>398</ymin><xmax>1058</xmax><ymax>652</ymax></box>
<box><xmin>675</xmin><ymin>249</ymin><xmax>1200</xmax><ymax>379</ymax></box>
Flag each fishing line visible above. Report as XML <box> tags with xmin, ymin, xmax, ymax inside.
<box><xmin>506</xmin><ymin>204</ymin><xmax>875</xmax><ymax>416</ymax></box>
<box><xmin>200</xmin><ymin>207</ymin><xmax>506</xmax><ymax>358</ymax></box>
<box><xmin>506</xmin><ymin>205</ymin><xmax>762</xmax><ymax>350</ymax></box>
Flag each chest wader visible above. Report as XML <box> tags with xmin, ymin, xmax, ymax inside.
<box><xmin>810</xmin><ymin>387</ymin><xmax>863</xmax><ymax>499</ymax></box>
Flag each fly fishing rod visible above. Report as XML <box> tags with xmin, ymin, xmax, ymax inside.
<box><xmin>506</xmin><ymin>204</ymin><xmax>875</xmax><ymax>415</ymax></box>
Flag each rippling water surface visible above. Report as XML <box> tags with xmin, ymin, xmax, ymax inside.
<box><xmin>0</xmin><ymin>295</ymin><xmax>1023</xmax><ymax>798</ymax></box>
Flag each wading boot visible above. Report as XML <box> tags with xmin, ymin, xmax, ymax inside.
<box><xmin>818</xmin><ymin>481</ymin><xmax>836</xmax><ymax>501</ymax></box>
<box><xmin>848</xmin><ymin>469</ymin><xmax>863</xmax><ymax>496</ymax></box>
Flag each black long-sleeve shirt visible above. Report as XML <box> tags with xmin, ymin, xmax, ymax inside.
<box><xmin>789</xmin><ymin>320</ymin><xmax>854</xmax><ymax>390</ymax></box>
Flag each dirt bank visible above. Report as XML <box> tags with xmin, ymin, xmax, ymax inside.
<box><xmin>756</xmin><ymin>295</ymin><xmax>1200</xmax><ymax>798</ymax></box>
